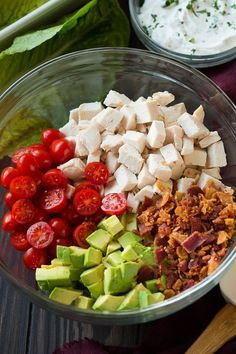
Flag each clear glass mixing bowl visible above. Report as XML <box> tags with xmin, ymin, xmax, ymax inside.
<box><xmin>0</xmin><ymin>48</ymin><xmax>235</xmax><ymax>325</ymax></box>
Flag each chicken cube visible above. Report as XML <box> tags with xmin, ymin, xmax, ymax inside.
<box><xmin>120</xmin><ymin>105</ymin><xmax>136</xmax><ymax>130</ymax></box>
<box><xmin>87</xmin><ymin>150</ymin><xmax>101</xmax><ymax>164</ymax></box>
<box><xmin>77</xmin><ymin>120</ymin><xmax>90</xmax><ymax>130</ymax></box>
<box><xmin>59</xmin><ymin>119</ymin><xmax>80</xmax><ymax>136</ymax></box>
<box><xmin>131</xmin><ymin>100</ymin><xmax>158</xmax><ymax>123</ymax></box>
<box><xmin>78</xmin><ymin>102</ymin><xmax>103</xmax><ymax>120</ymax></box>
<box><xmin>146</xmin><ymin>153</ymin><xmax>172</xmax><ymax>181</ymax></box>
<box><xmin>177</xmin><ymin>113</ymin><xmax>209</xmax><ymax>139</ymax></box>
<box><xmin>193</xmin><ymin>105</ymin><xmax>205</xmax><ymax>123</ymax></box>
<box><xmin>165</xmin><ymin>125</ymin><xmax>183</xmax><ymax>151</ymax></box>
<box><xmin>181</xmin><ymin>136</ymin><xmax>194</xmax><ymax>155</ymax></box>
<box><xmin>161</xmin><ymin>103</ymin><xmax>186</xmax><ymax>126</ymax></box>
<box><xmin>69</xmin><ymin>108</ymin><xmax>79</xmax><ymax>122</ymax></box>
<box><xmin>114</xmin><ymin>165</ymin><xmax>137</xmax><ymax>192</ymax></box>
<box><xmin>118</xmin><ymin>144</ymin><xmax>143</xmax><ymax>174</ymax></box>
<box><xmin>152</xmin><ymin>91</ymin><xmax>175</xmax><ymax>106</ymax></box>
<box><xmin>103</xmin><ymin>90</ymin><xmax>131</xmax><ymax>108</ymax></box>
<box><xmin>146</xmin><ymin>121</ymin><xmax>166</xmax><ymax>149</ymax></box>
<box><xmin>79</xmin><ymin>125</ymin><xmax>101</xmax><ymax>154</ymax></box>
<box><xmin>104</xmin><ymin>180</ymin><xmax>122</xmax><ymax>195</ymax></box>
<box><xmin>123</xmin><ymin>131</ymin><xmax>146</xmax><ymax>153</ymax></box>
<box><xmin>160</xmin><ymin>143</ymin><xmax>182</xmax><ymax>164</ymax></box>
<box><xmin>202</xmin><ymin>168</ymin><xmax>221</xmax><ymax>180</ymax></box>
<box><xmin>137</xmin><ymin>163</ymin><xmax>156</xmax><ymax>189</ymax></box>
<box><xmin>95</xmin><ymin>107</ymin><xmax>123</xmax><ymax>133</ymax></box>
<box><xmin>177</xmin><ymin>177</ymin><xmax>195</xmax><ymax>194</ymax></box>
<box><xmin>183</xmin><ymin>167</ymin><xmax>200</xmax><ymax>180</ymax></box>
<box><xmin>134</xmin><ymin>186</ymin><xmax>154</xmax><ymax>202</ymax></box>
<box><xmin>127</xmin><ymin>193</ymin><xmax>140</xmax><ymax>213</ymax></box>
<box><xmin>101</xmin><ymin>134</ymin><xmax>123</xmax><ymax>152</ymax></box>
<box><xmin>207</xmin><ymin>141</ymin><xmax>227</xmax><ymax>168</ymax></box>
<box><xmin>58</xmin><ymin>158</ymin><xmax>85</xmax><ymax>181</ymax></box>
<box><xmin>198</xmin><ymin>172</ymin><xmax>223</xmax><ymax>190</ymax></box>
<box><xmin>106</xmin><ymin>152</ymin><xmax>119</xmax><ymax>174</ymax></box>
<box><xmin>170</xmin><ymin>158</ymin><xmax>185</xmax><ymax>180</ymax></box>
<box><xmin>199</xmin><ymin>131</ymin><xmax>221</xmax><ymax>148</ymax></box>
<box><xmin>153</xmin><ymin>179</ymin><xmax>173</xmax><ymax>195</ymax></box>
<box><xmin>184</xmin><ymin>148</ymin><xmax>207</xmax><ymax>167</ymax></box>
<box><xmin>74</xmin><ymin>135</ymin><xmax>88</xmax><ymax>157</ymax></box>
<box><xmin>66</xmin><ymin>184</ymin><xmax>75</xmax><ymax>199</ymax></box>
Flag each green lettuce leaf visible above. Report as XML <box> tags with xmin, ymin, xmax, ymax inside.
<box><xmin>0</xmin><ymin>0</ymin><xmax>130</xmax><ymax>93</ymax></box>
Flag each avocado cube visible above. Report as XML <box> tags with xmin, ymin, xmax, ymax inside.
<box><xmin>118</xmin><ymin>232</ymin><xmax>141</xmax><ymax>249</ymax></box>
<box><xmin>69</xmin><ymin>267</ymin><xmax>84</xmax><ymax>281</ymax></box>
<box><xmin>69</xmin><ymin>246</ymin><xmax>87</xmax><ymax>268</ymax></box>
<box><xmin>132</xmin><ymin>242</ymin><xmax>147</xmax><ymax>255</ymax></box>
<box><xmin>104</xmin><ymin>267</ymin><xmax>131</xmax><ymax>295</ymax></box>
<box><xmin>118</xmin><ymin>283</ymin><xmax>149</xmax><ymax>310</ymax></box>
<box><xmin>145</xmin><ymin>279</ymin><xmax>158</xmax><ymax>293</ymax></box>
<box><xmin>156</xmin><ymin>274</ymin><xmax>167</xmax><ymax>291</ymax></box>
<box><xmin>120</xmin><ymin>261</ymin><xmax>140</xmax><ymax>280</ymax></box>
<box><xmin>118</xmin><ymin>213</ymin><xmax>127</xmax><ymax>228</ymax></box>
<box><xmin>93</xmin><ymin>295</ymin><xmax>125</xmax><ymax>311</ymax></box>
<box><xmin>140</xmin><ymin>248</ymin><xmax>155</xmax><ymax>266</ymax></box>
<box><xmin>86</xmin><ymin>229</ymin><xmax>112</xmax><ymax>253</ymax></box>
<box><xmin>139</xmin><ymin>291</ymin><xmax>149</xmax><ymax>309</ymax></box>
<box><xmin>148</xmin><ymin>292</ymin><xmax>165</xmax><ymax>305</ymax></box>
<box><xmin>74</xmin><ymin>296</ymin><xmax>94</xmax><ymax>310</ymax></box>
<box><xmin>80</xmin><ymin>264</ymin><xmax>104</xmax><ymax>287</ymax></box>
<box><xmin>84</xmin><ymin>247</ymin><xmax>102</xmax><ymax>268</ymax></box>
<box><xmin>36</xmin><ymin>266</ymin><xmax>73</xmax><ymax>289</ymax></box>
<box><xmin>106</xmin><ymin>251</ymin><xmax>123</xmax><ymax>267</ymax></box>
<box><xmin>106</xmin><ymin>241</ymin><xmax>121</xmax><ymax>255</ymax></box>
<box><xmin>126</xmin><ymin>213</ymin><xmax>137</xmax><ymax>232</ymax></box>
<box><xmin>57</xmin><ymin>246</ymin><xmax>71</xmax><ymax>265</ymax></box>
<box><xmin>41</xmin><ymin>264</ymin><xmax>57</xmax><ymax>269</ymax></box>
<box><xmin>51</xmin><ymin>258</ymin><xmax>64</xmax><ymax>266</ymax></box>
<box><xmin>97</xmin><ymin>216</ymin><xmax>108</xmax><ymax>228</ymax></box>
<box><xmin>37</xmin><ymin>280</ymin><xmax>49</xmax><ymax>291</ymax></box>
<box><xmin>88</xmin><ymin>280</ymin><xmax>104</xmax><ymax>299</ymax></box>
<box><xmin>121</xmin><ymin>245</ymin><xmax>139</xmax><ymax>261</ymax></box>
<box><xmin>98</xmin><ymin>215</ymin><xmax>124</xmax><ymax>236</ymax></box>
<box><xmin>49</xmin><ymin>287</ymin><xmax>82</xmax><ymax>305</ymax></box>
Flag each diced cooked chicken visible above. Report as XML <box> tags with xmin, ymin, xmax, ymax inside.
<box><xmin>207</xmin><ymin>141</ymin><xmax>227</xmax><ymax>168</ymax></box>
<box><xmin>146</xmin><ymin>121</ymin><xmax>166</xmax><ymax>149</ymax></box>
<box><xmin>178</xmin><ymin>113</ymin><xmax>209</xmax><ymax>139</ymax></box>
<box><xmin>119</xmin><ymin>105</ymin><xmax>136</xmax><ymax>130</ymax></box>
<box><xmin>153</xmin><ymin>179</ymin><xmax>173</xmax><ymax>195</ymax></box>
<box><xmin>161</xmin><ymin>103</ymin><xmax>186</xmax><ymax>126</ymax></box>
<box><xmin>65</xmin><ymin>136</ymin><xmax>76</xmax><ymax>144</ymax></box>
<box><xmin>152</xmin><ymin>91</ymin><xmax>175</xmax><ymax>106</ymax></box>
<box><xmin>183</xmin><ymin>167</ymin><xmax>200</xmax><ymax>180</ymax></box>
<box><xmin>114</xmin><ymin>165</ymin><xmax>137</xmax><ymax>191</ymax></box>
<box><xmin>95</xmin><ymin>107</ymin><xmax>123</xmax><ymax>133</ymax></box>
<box><xmin>58</xmin><ymin>158</ymin><xmax>85</xmax><ymax>181</ymax></box>
<box><xmin>74</xmin><ymin>135</ymin><xmax>88</xmax><ymax>157</ymax></box>
<box><xmin>202</xmin><ymin>168</ymin><xmax>221</xmax><ymax>180</ymax></box>
<box><xmin>170</xmin><ymin>158</ymin><xmax>185</xmax><ymax>180</ymax></box>
<box><xmin>77</xmin><ymin>120</ymin><xmax>90</xmax><ymax>130</ymax></box>
<box><xmin>198</xmin><ymin>172</ymin><xmax>223</xmax><ymax>190</ymax></box>
<box><xmin>165</xmin><ymin>125</ymin><xmax>183</xmax><ymax>151</ymax></box>
<box><xmin>87</xmin><ymin>150</ymin><xmax>101</xmax><ymax>164</ymax></box>
<box><xmin>131</xmin><ymin>100</ymin><xmax>158</xmax><ymax>123</ymax></box>
<box><xmin>103</xmin><ymin>90</ymin><xmax>131</xmax><ymax>108</ymax></box>
<box><xmin>160</xmin><ymin>143</ymin><xmax>182</xmax><ymax>164</ymax></box>
<box><xmin>78</xmin><ymin>102</ymin><xmax>103</xmax><ymax>120</ymax></box>
<box><xmin>118</xmin><ymin>144</ymin><xmax>143</xmax><ymax>174</ymax></box>
<box><xmin>104</xmin><ymin>180</ymin><xmax>122</xmax><ymax>195</ymax></box>
<box><xmin>59</xmin><ymin>119</ymin><xmax>80</xmax><ymax>136</ymax></box>
<box><xmin>193</xmin><ymin>105</ymin><xmax>205</xmax><ymax>123</ymax></box>
<box><xmin>101</xmin><ymin>134</ymin><xmax>123</xmax><ymax>152</ymax></box>
<box><xmin>181</xmin><ymin>136</ymin><xmax>194</xmax><ymax>155</ymax></box>
<box><xmin>79</xmin><ymin>125</ymin><xmax>101</xmax><ymax>154</ymax></box>
<box><xmin>66</xmin><ymin>184</ymin><xmax>75</xmax><ymax>199</ymax></box>
<box><xmin>146</xmin><ymin>153</ymin><xmax>172</xmax><ymax>181</ymax></box>
<box><xmin>106</xmin><ymin>151</ymin><xmax>119</xmax><ymax>174</ymax></box>
<box><xmin>146</xmin><ymin>152</ymin><xmax>164</xmax><ymax>173</ymax></box>
<box><xmin>127</xmin><ymin>192</ymin><xmax>140</xmax><ymax>213</ymax></box>
<box><xmin>184</xmin><ymin>148</ymin><xmax>207</xmax><ymax>167</ymax></box>
<box><xmin>134</xmin><ymin>185</ymin><xmax>154</xmax><ymax>202</ymax></box>
<box><xmin>69</xmin><ymin>108</ymin><xmax>79</xmax><ymax>122</ymax></box>
<box><xmin>123</xmin><ymin>131</ymin><xmax>146</xmax><ymax>153</ymax></box>
<box><xmin>177</xmin><ymin>177</ymin><xmax>195</xmax><ymax>194</ymax></box>
<box><xmin>137</xmin><ymin>163</ymin><xmax>156</xmax><ymax>189</ymax></box>
<box><xmin>199</xmin><ymin>131</ymin><xmax>221</xmax><ymax>148</ymax></box>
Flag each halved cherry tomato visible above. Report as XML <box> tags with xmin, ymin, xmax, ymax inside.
<box><xmin>2</xmin><ymin>211</ymin><xmax>18</xmax><ymax>232</ymax></box>
<box><xmin>27</xmin><ymin>221</ymin><xmax>54</xmax><ymax>249</ymax></box>
<box><xmin>50</xmin><ymin>138</ymin><xmax>75</xmax><ymax>164</ymax></box>
<box><xmin>10</xmin><ymin>231</ymin><xmax>30</xmax><ymax>251</ymax></box>
<box><xmin>12</xmin><ymin>199</ymin><xmax>35</xmax><ymax>224</ymax></box>
<box><xmin>12</xmin><ymin>147</ymin><xmax>31</xmax><ymax>165</ymax></box>
<box><xmin>84</xmin><ymin>162</ymin><xmax>109</xmax><ymax>185</ymax></box>
<box><xmin>32</xmin><ymin>208</ymin><xmax>49</xmax><ymax>223</ymax></box>
<box><xmin>101</xmin><ymin>193</ymin><xmax>127</xmax><ymax>216</ymax></box>
<box><xmin>42</xmin><ymin>128</ymin><xmax>65</xmax><ymax>147</ymax></box>
<box><xmin>0</xmin><ymin>167</ymin><xmax>19</xmax><ymax>188</ymax></box>
<box><xmin>4</xmin><ymin>192</ymin><xmax>17</xmax><ymax>209</ymax></box>
<box><xmin>73</xmin><ymin>221</ymin><xmax>96</xmax><ymax>248</ymax></box>
<box><xmin>39</xmin><ymin>188</ymin><xmax>67</xmax><ymax>213</ymax></box>
<box><xmin>73</xmin><ymin>188</ymin><xmax>101</xmax><ymax>216</ymax></box>
<box><xmin>75</xmin><ymin>181</ymin><xmax>100</xmax><ymax>193</ymax></box>
<box><xmin>60</xmin><ymin>203</ymin><xmax>84</xmax><ymax>226</ymax></box>
<box><xmin>23</xmin><ymin>247</ymin><xmax>49</xmax><ymax>270</ymax></box>
<box><xmin>48</xmin><ymin>237</ymin><xmax>74</xmax><ymax>258</ymax></box>
<box><xmin>30</xmin><ymin>145</ymin><xmax>53</xmax><ymax>171</ymax></box>
<box><xmin>10</xmin><ymin>175</ymin><xmax>37</xmax><ymax>199</ymax></box>
<box><xmin>17</xmin><ymin>153</ymin><xmax>39</xmax><ymax>176</ymax></box>
<box><xmin>42</xmin><ymin>169</ymin><xmax>67</xmax><ymax>189</ymax></box>
<box><xmin>86</xmin><ymin>208</ymin><xmax>106</xmax><ymax>224</ymax></box>
<box><xmin>48</xmin><ymin>218</ymin><xmax>71</xmax><ymax>239</ymax></box>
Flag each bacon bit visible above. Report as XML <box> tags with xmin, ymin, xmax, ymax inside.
<box><xmin>182</xmin><ymin>279</ymin><xmax>195</xmax><ymax>290</ymax></box>
<box><xmin>188</xmin><ymin>256</ymin><xmax>199</xmax><ymax>269</ymax></box>
<box><xmin>163</xmin><ymin>289</ymin><xmax>175</xmax><ymax>298</ymax></box>
<box><xmin>202</xmin><ymin>232</ymin><xmax>215</xmax><ymax>245</ymax></box>
<box><xmin>138</xmin><ymin>223</ymin><xmax>152</xmax><ymax>237</ymax></box>
<box><xmin>178</xmin><ymin>259</ymin><xmax>188</xmax><ymax>272</ymax></box>
<box><xmin>190</xmin><ymin>216</ymin><xmax>204</xmax><ymax>233</ymax></box>
<box><xmin>187</xmin><ymin>186</ymin><xmax>203</xmax><ymax>197</ymax></box>
<box><xmin>208</xmin><ymin>255</ymin><xmax>220</xmax><ymax>275</ymax></box>
<box><xmin>136</xmin><ymin>265</ymin><xmax>155</xmax><ymax>283</ymax></box>
<box><xmin>158</xmin><ymin>223</ymin><xmax>171</xmax><ymax>238</ymax></box>
<box><xmin>156</xmin><ymin>192</ymin><xmax>171</xmax><ymax>209</ymax></box>
<box><xmin>155</xmin><ymin>248</ymin><xmax>167</xmax><ymax>263</ymax></box>
<box><xmin>225</xmin><ymin>218</ymin><xmax>235</xmax><ymax>228</ymax></box>
<box><xmin>166</xmin><ymin>273</ymin><xmax>177</xmax><ymax>289</ymax></box>
<box><xmin>217</xmin><ymin>191</ymin><xmax>234</xmax><ymax>205</ymax></box>
<box><xmin>217</xmin><ymin>230</ymin><xmax>228</xmax><ymax>245</ymax></box>
<box><xmin>176</xmin><ymin>246</ymin><xmax>188</xmax><ymax>260</ymax></box>
<box><xmin>171</xmin><ymin>231</ymin><xmax>187</xmax><ymax>245</ymax></box>
<box><xmin>172</xmin><ymin>279</ymin><xmax>183</xmax><ymax>291</ymax></box>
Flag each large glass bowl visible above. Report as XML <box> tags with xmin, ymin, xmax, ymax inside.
<box><xmin>0</xmin><ymin>48</ymin><xmax>235</xmax><ymax>325</ymax></box>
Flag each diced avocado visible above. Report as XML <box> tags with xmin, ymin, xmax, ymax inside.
<box><xmin>118</xmin><ymin>283</ymin><xmax>150</xmax><ymax>310</ymax></box>
<box><xmin>122</xmin><ymin>245</ymin><xmax>139</xmax><ymax>261</ymax></box>
<box><xmin>120</xmin><ymin>261</ymin><xmax>140</xmax><ymax>280</ymax></box>
<box><xmin>84</xmin><ymin>247</ymin><xmax>102</xmax><ymax>268</ymax></box>
<box><xmin>37</xmin><ymin>280</ymin><xmax>49</xmax><ymax>291</ymax></box>
<box><xmin>139</xmin><ymin>291</ymin><xmax>149</xmax><ymax>309</ymax></box>
<box><xmin>41</xmin><ymin>264</ymin><xmax>57</xmax><ymax>269</ymax></box>
<box><xmin>74</xmin><ymin>296</ymin><xmax>94</xmax><ymax>310</ymax></box>
<box><xmin>98</xmin><ymin>215</ymin><xmax>124</xmax><ymax>236</ymax></box>
<box><xmin>140</xmin><ymin>248</ymin><xmax>155</xmax><ymax>266</ymax></box>
<box><xmin>93</xmin><ymin>294</ymin><xmax>125</xmax><ymax>311</ymax></box>
<box><xmin>57</xmin><ymin>246</ymin><xmax>71</xmax><ymax>265</ymax></box>
<box><xmin>145</xmin><ymin>279</ymin><xmax>158</xmax><ymax>293</ymax></box>
<box><xmin>49</xmin><ymin>287</ymin><xmax>82</xmax><ymax>305</ymax></box>
<box><xmin>88</xmin><ymin>280</ymin><xmax>104</xmax><ymax>299</ymax></box>
<box><xmin>132</xmin><ymin>242</ymin><xmax>147</xmax><ymax>255</ymax></box>
<box><xmin>86</xmin><ymin>229</ymin><xmax>112</xmax><ymax>253</ymax></box>
<box><xmin>69</xmin><ymin>246</ymin><xmax>87</xmax><ymax>268</ymax></box>
<box><xmin>97</xmin><ymin>216</ymin><xmax>108</xmax><ymax>228</ymax></box>
<box><xmin>51</xmin><ymin>258</ymin><xmax>64</xmax><ymax>266</ymax></box>
<box><xmin>126</xmin><ymin>213</ymin><xmax>137</xmax><ymax>232</ymax></box>
<box><xmin>106</xmin><ymin>241</ymin><xmax>121</xmax><ymax>255</ymax></box>
<box><xmin>80</xmin><ymin>264</ymin><xmax>104</xmax><ymax>287</ymax></box>
<box><xmin>148</xmin><ymin>292</ymin><xmax>165</xmax><ymax>305</ymax></box>
<box><xmin>69</xmin><ymin>267</ymin><xmax>84</xmax><ymax>281</ymax></box>
<box><xmin>118</xmin><ymin>232</ymin><xmax>141</xmax><ymax>249</ymax></box>
<box><xmin>36</xmin><ymin>266</ymin><xmax>73</xmax><ymax>289</ymax></box>
<box><xmin>118</xmin><ymin>213</ymin><xmax>127</xmax><ymax>228</ymax></box>
<box><xmin>106</xmin><ymin>250</ymin><xmax>123</xmax><ymax>267</ymax></box>
<box><xmin>156</xmin><ymin>274</ymin><xmax>167</xmax><ymax>291</ymax></box>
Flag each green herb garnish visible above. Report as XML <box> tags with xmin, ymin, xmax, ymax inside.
<box><xmin>162</xmin><ymin>0</ymin><xmax>179</xmax><ymax>8</ymax></box>
<box><xmin>186</xmin><ymin>0</ymin><xmax>197</xmax><ymax>16</ymax></box>
<box><xmin>151</xmin><ymin>14</ymin><xmax>158</xmax><ymax>22</ymax></box>
<box><xmin>213</xmin><ymin>0</ymin><xmax>219</xmax><ymax>10</ymax></box>
<box><xmin>189</xmin><ymin>37</ymin><xmax>196</xmax><ymax>43</ymax></box>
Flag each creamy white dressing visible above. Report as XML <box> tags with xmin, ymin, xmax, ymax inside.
<box><xmin>138</xmin><ymin>0</ymin><xmax>236</xmax><ymax>55</ymax></box>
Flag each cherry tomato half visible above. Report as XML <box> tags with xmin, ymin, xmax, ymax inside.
<box><xmin>101</xmin><ymin>193</ymin><xmax>127</xmax><ymax>216</ymax></box>
<box><xmin>30</xmin><ymin>145</ymin><xmax>52</xmax><ymax>171</ymax></box>
<box><xmin>2</xmin><ymin>211</ymin><xmax>18</xmax><ymax>232</ymax></box>
<box><xmin>32</xmin><ymin>208</ymin><xmax>49</xmax><ymax>223</ymax></box>
<box><xmin>42</xmin><ymin>128</ymin><xmax>65</xmax><ymax>147</ymax></box>
<box><xmin>84</xmin><ymin>162</ymin><xmax>109</xmax><ymax>185</ymax></box>
<box><xmin>75</xmin><ymin>181</ymin><xmax>100</xmax><ymax>193</ymax></box>
<box><xmin>73</xmin><ymin>188</ymin><xmax>101</xmax><ymax>216</ymax></box>
<box><xmin>42</xmin><ymin>169</ymin><xmax>68</xmax><ymax>190</ymax></box>
<box><xmin>12</xmin><ymin>199</ymin><xmax>35</xmax><ymax>225</ymax></box>
<box><xmin>0</xmin><ymin>167</ymin><xmax>19</xmax><ymax>189</ymax></box>
<box><xmin>73</xmin><ymin>221</ymin><xmax>96</xmax><ymax>248</ymax></box>
<box><xmin>10</xmin><ymin>231</ymin><xmax>31</xmax><ymax>251</ymax></box>
<box><xmin>4</xmin><ymin>192</ymin><xmax>17</xmax><ymax>209</ymax></box>
<box><xmin>60</xmin><ymin>203</ymin><xmax>84</xmax><ymax>226</ymax></box>
<box><xmin>50</xmin><ymin>138</ymin><xmax>75</xmax><ymax>164</ymax></box>
<box><xmin>12</xmin><ymin>147</ymin><xmax>31</xmax><ymax>165</ymax></box>
<box><xmin>27</xmin><ymin>221</ymin><xmax>54</xmax><ymax>249</ymax></box>
<box><xmin>17</xmin><ymin>153</ymin><xmax>39</xmax><ymax>176</ymax></box>
<box><xmin>10</xmin><ymin>175</ymin><xmax>37</xmax><ymax>199</ymax></box>
<box><xmin>39</xmin><ymin>188</ymin><xmax>67</xmax><ymax>214</ymax></box>
<box><xmin>23</xmin><ymin>247</ymin><xmax>49</xmax><ymax>270</ymax></box>
<box><xmin>48</xmin><ymin>237</ymin><xmax>74</xmax><ymax>258</ymax></box>
<box><xmin>48</xmin><ymin>218</ymin><xmax>71</xmax><ymax>239</ymax></box>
